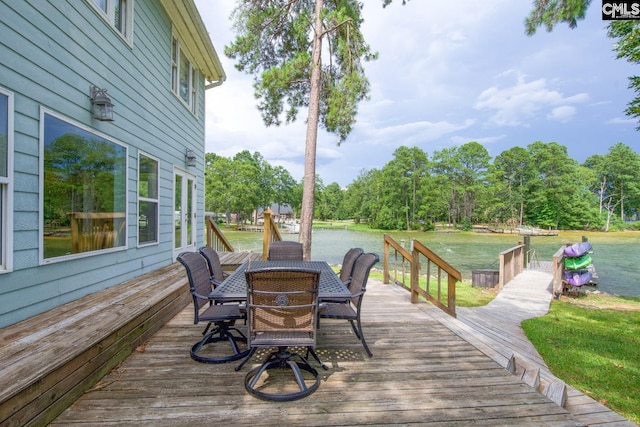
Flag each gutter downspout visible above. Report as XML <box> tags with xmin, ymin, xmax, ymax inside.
<box><xmin>205</xmin><ymin>76</ymin><xmax>226</xmax><ymax>90</ymax></box>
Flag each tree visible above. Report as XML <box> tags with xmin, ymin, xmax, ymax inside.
<box><xmin>490</xmin><ymin>146</ymin><xmax>533</xmax><ymax>227</ymax></box>
<box><xmin>225</xmin><ymin>0</ymin><xmax>377</xmax><ymax>259</ymax></box>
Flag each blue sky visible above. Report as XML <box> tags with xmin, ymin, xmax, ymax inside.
<box><xmin>194</xmin><ymin>1</ymin><xmax>639</xmax><ymax>187</ymax></box>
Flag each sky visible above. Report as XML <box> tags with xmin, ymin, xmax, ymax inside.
<box><xmin>193</xmin><ymin>1</ymin><xmax>639</xmax><ymax>188</ymax></box>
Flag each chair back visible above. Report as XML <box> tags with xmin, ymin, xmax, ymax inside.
<box><xmin>244</xmin><ymin>268</ymin><xmax>320</xmax><ymax>348</ymax></box>
<box><xmin>348</xmin><ymin>252</ymin><xmax>379</xmax><ymax>307</ymax></box>
<box><xmin>199</xmin><ymin>246</ymin><xmax>225</xmax><ymax>285</ymax></box>
<box><xmin>177</xmin><ymin>252</ymin><xmax>213</xmax><ymax>324</ymax></box>
<box><xmin>268</xmin><ymin>241</ymin><xmax>304</xmax><ymax>260</ymax></box>
<box><xmin>339</xmin><ymin>247</ymin><xmax>364</xmax><ymax>285</ymax></box>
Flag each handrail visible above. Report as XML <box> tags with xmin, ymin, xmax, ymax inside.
<box><xmin>383</xmin><ymin>233</ymin><xmax>460</xmax><ymax>317</ymax></box>
<box><xmin>498</xmin><ymin>244</ymin><xmax>524</xmax><ymax>288</ymax></box>
<box><xmin>552</xmin><ymin>246</ymin><xmax>565</xmax><ymax>298</ymax></box>
<box><xmin>261</xmin><ymin>212</ymin><xmax>282</xmax><ymax>260</ymax></box>
<box><xmin>205</xmin><ymin>215</ymin><xmax>234</xmax><ymax>252</ymax></box>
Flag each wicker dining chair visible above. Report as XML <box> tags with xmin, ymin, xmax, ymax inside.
<box><xmin>177</xmin><ymin>252</ymin><xmax>249</xmax><ymax>364</ymax></box>
<box><xmin>319</xmin><ymin>252</ymin><xmax>379</xmax><ymax>357</ymax></box>
<box><xmin>198</xmin><ymin>246</ymin><xmax>228</xmax><ymax>287</ymax></box>
<box><xmin>339</xmin><ymin>247</ymin><xmax>364</xmax><ymax>287</ymax></box>
<box><xmin>236</xmin><ymin>268</ymin><xmax>324</xmax><ymax>401</ymax></box>
<box><xmin>267</xmin><ymin>241</ymin><xmax>303</xmax><ymax>260</ymax></box>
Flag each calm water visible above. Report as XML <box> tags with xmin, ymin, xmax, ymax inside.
<box><xmin>225</xmin><ymin>228</ymin><xmax>640</xmax><ymax>297</ymax></box>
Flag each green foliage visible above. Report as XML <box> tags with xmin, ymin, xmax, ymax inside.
<box><xmin>524</xmin><ymin>0</ymin><xmax>592</xmax><ymax>35</ymax></box>
<box><xmin>225</xmin><ymin>0</ymin><xmax>376</xmax><ymax>144</ymax></box>
<box><xmin>523</xmin><ymin>298</ymin><xmax>640</xmax><ymax>424</ymax></box>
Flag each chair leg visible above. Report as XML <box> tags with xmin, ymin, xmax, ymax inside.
<box><xmin>306</xmin><ymin>347</ymin><xmax>328</xmax><ymax>370</ymax></box>
<box><xmin>235</xmin><ymin>347</ymin><xmax>257</xmax><ymax>371</ymax></box>
<box><xmin>350</xmin><ymin>318</ymin><xmax>372</xmax><ymax>357</ymax></box>
<box><xmin>191</xmin><ymin>323</ymin><xmax>250</xmax><ymax>364</ymax></box>
<box><xmin>243</xmin><ymin>347</ymin><xmax>321</xmax><ymax>402</ymax></box>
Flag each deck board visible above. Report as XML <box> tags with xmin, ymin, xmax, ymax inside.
<box><xmin>51</xmin><ymin>279</ymin><xmax>581</xmax><ymax>426</ymax></box>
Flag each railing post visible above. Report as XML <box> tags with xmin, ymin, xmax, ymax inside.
<box><xmin>262</xmin><ymin>212</ymin><xmax>271</xmax><ymax>260</ymax></box>
<box><xmin>410</xmin><ymin>244</ymin><xmax>419</xmax><ymax>304</ymax></box>
<box><xmin>383</xmin><ymin>234</ymin><xmax>390</xmax><ymax>284</ymax></box>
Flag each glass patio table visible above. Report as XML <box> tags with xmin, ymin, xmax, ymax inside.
<box><xmin>210</xmin><ymin>260</ymin><xmax>350</xmax><ymax>302</ymax></box>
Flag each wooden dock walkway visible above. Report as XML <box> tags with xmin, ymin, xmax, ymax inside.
<box><xmin>427</xmin><ymin>267</ymin><xmax>634</xmax><ymax>426</ymax></box>
<box><xmin>49</xmin><ymin>267</ymin><xmax>634</xmax><ymax>426</ymax></box>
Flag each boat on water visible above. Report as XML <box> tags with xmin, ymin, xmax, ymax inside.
<box><xmin>563</xmin><ymin>241</ymin><xmax>592</xmax><ymax>257</ymax></box>
<box><xmin>564</xmin><ymin>253</ymin><xmax>592</xmax><ymax>270</ymax></box>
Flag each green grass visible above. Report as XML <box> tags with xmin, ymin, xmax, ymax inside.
<box><xmin>522</xmin><ymin>295</ymin><xmax>640</xmax><ymax>424</ymax></box>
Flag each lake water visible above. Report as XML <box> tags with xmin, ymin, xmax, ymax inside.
<box><xmin>224</xmin><ymin>228</ymin><xmax>640</xmax><ymax>297</ymax></box>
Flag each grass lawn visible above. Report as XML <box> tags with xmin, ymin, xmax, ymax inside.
<box><xmin>522</xmin><ymin>294</ymin><xmax>640</xmax><ymax>425</ymax></box>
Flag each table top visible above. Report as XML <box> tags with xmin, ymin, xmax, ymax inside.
<box><xmin>210</xmin><ymin>260</ymin><xmax>350</xmax><ymax>302</ymax></box>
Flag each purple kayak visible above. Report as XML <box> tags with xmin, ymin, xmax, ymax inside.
<box><xmin>564</xmin><ymin>269</ymin><xmax>593</xmax><ymax>287</ymax></box>
<box><xmin>563</xmin><ymin>242</ymin><xmax>592</xmax><ymax>258</ymax></box>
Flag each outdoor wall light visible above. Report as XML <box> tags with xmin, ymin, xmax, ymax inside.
<box><xmin>185</xmin><ymin>149</ymin><xmax>197</xmax><ymax>167</ymax></box>
<box><xmin>90</xmin><ymin>85</ymin><xmax>114</xmax><ymax>122</ymax></box>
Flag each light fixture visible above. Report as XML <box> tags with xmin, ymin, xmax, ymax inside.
<box><xmin>185</xmin><ymin>149</ymin><xmax>197</xmax><ymax>167</ymax></box>
<box><xmin>90</xmin><ymin>85</ymin><xmax>114</xmax><ymax>122</ymax></box>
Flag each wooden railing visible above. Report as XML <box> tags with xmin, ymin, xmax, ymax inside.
<box><xmin>261</xmin><ymin>212</ymin><xmax>282</xmax><ymax>260</ymax></box>
<box><xmin>205</xmin><ymin>215</ymin><xmax>234</xmax><ymax>252</ymax></box>
<box><xmin>498</xmin><ymin>243</ymin><xmax>524</xmax><ymax>288</ymax></box>
<box><xmin>383</xmin><ymin>234</ymin><xmax>461</xmax><ymax>317</ymax></box>
<box><xmin>552</xmin><ymin>246</ymin><xmax>566</xmax><ymax>298</ymax></box>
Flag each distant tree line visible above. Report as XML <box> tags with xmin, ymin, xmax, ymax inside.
<box><xmin>205</xmin><ymin>142</ymin><xmax>640</xmax><ymax>232</ymax></box>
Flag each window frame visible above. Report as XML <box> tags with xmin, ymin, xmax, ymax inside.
<box><xmin>137</xmin><ymin>151</ymin><xmax>159</xmax><ymax>247</ymax></box>
<box><xmin>171</xmin><ymin>34</ymin><xmax>198</xmax><ymax>115</ymax></box>
<box><xmin>39</xmin><ymin>108</ymin><xmax>128</xmax><ymax>265</ymax></box>
<box><xmin>0</xmin><ymin>87</ymin><xmax>14</xmax><ymax>274</ymax></box>
<box><xmin>87</xmin><ymin>0</ymin><xmax>134</xmax><ymax>45</ymax></box>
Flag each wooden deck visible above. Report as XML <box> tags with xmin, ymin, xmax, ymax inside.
<box><xmin>432</xmin><ymin>268</ymin><xmax>634</xmax><ymax>426</ymax></box>
<box><xmin>51</xmin><ymin>276</ymin><xmax>592</xmax><ymax>426</ymax></box>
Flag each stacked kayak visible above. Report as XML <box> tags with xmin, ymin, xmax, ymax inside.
<box><xmin>564</xmin><ymin>269</ymin><xmax>593</xmax><ymax>287</ymax></box>
<box><xmin>563</xmin><ymin>241</ymin><xmax>596</xmax><ymax>288</ymax></box>
<box><xmin>563</xmin><ymin>241</ymin><xmax>592</xmax><ymax>257</ymax></box>
<box><xmin>564</xmin><ymin>253</ymin><xmax>592</xmax><ymax>270</ymax></box>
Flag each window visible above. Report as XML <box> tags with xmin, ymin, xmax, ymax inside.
<box><xmin>41</xmin><ymin>111</ymin><xmax>127</xmax><ymax>262</ymax></box>
<box><xmin>138</xmin><ymin>153</ymin><xmax>159</xmax><ymax>246</ymax></box>
<box><xmin>89</xmin><ymin>0</ymin><xmax>132</xmax><ymax>42</ymax></box>
<box><xmin>171</xmin><ymin>36</ymin><xmax>198</xmax><ymax>114</ymax></box>
<box><xmin>0</xmin><ymin>88</ymin><xmax>13</xmax><ymax>273</ymax></box>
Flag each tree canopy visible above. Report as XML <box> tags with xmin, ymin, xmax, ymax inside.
<box><xmin>225</xmin><ymin>0</ymin><xmax>379</xmax><ymax>259</ymax></box>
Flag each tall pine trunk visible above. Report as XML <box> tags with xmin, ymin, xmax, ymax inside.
<box><xmin>299</xmin><ymin>0</ymin><xmax>324</xmax><ymax>260</ymax></box>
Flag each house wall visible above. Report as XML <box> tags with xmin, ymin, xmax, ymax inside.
<box><xmin>0</xmin><ymin>0</ymin><xmax>209</xmax><ymax>327</ymax></box>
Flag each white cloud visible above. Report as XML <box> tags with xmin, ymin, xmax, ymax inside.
<box><xmin>548</xmin><ymin>106</ymin><xmax>577</xmax><ymax>122</ymax></box>
<box><xmin>475</xmin><ymin>72</ymin><xmax>588</xmax><ymax>126</ymax></box>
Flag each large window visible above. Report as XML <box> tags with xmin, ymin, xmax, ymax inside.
<box><xmin>171</xmin><ymin>35</ymin><xmax>198</xmax><ymax>114</ymax></box>
<box><xmin>89</xmin><ymin>0</ymin><xmax>133</xmax><ymax>42</ymax></box>
<box><xmin>41</xmin><ymin>111</ymin><xmax>127</xmax><ymax>262</ymax></box>
<box><xmin>0</xmin><ymin>88</ymin><xmax>13</xmax><ymax>273</ymax></box>
<box><xmin>138</xmin><ymin>153</ymin><xmax>159</xmax><ymax>246</ymax></box>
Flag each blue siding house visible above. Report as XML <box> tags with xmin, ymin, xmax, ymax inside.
<box><xmin>0</xmin><ymin>0</ymin><xmax>225</xmax><ymax>327</ymax></box>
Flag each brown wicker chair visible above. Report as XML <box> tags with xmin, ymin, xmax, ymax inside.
<box><xmin>199</xmin><ymin>246</ymin><xmax>228</xmax><ymax>287</ymax></box>
<box><xmin>319</xmin><ymin>252</ymin><xmax>379</xmax><ymax>357</ymax></box>
<box><xmin>339</xmin><ymin>247</ymin><xmax>364</xmax><ymax>287</ymax></box>
<box><xmin>236</xmin><ymin>268</ymin><xmax>324</xmax><ymax>401</ymax></box>
<box><xmin>177</xmin><ymin>252</ymin><xmax>249</xmax><ymax>364</ymax></box>
<box><xmin>267</xmin><ymin>241</ymin><xmax>303</xmax><ymax>260</ymax></box>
